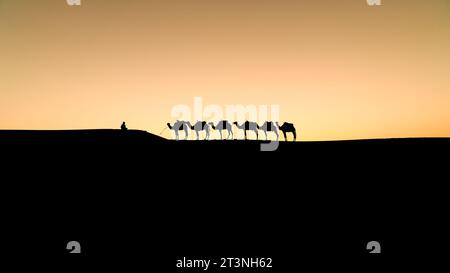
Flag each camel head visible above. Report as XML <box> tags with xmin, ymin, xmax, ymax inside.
<box><xmin>167</xmin><ymin>122</ymin><xmax>172</xmax><ymax>129</ymax></box>
<box><xmin>208</xmin><ymin>122</ymin><xmax>215</xmax><ymax>129</ymax></box>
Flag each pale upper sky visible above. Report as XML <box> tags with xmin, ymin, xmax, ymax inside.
<box><xmin>1</xmin><ymin>0</ymin><xmax>450</xmax><ymax>140</ymax></box>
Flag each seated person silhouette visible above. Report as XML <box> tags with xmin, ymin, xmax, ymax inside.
<box><xmin>121</xmin><ymin>122</ymin><xmax>128</xmax><ymax>131</ymax></box>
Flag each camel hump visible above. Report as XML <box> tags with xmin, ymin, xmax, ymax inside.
<box><xmin>284</xmin><ymin>122</ymin><xmax>295</xmax><ymax>130</ymax></box>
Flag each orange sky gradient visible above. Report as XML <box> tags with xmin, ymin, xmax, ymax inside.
<box><xmin>1</xmin><ymin>0</ymin><xmax>450</xmax><ymax>140</ymax></box>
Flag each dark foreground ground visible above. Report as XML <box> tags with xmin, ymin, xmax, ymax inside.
<box><xmin>1</xmin><ymin>130</ymin><xmax>449</xmax><ymax>270</ymax></box>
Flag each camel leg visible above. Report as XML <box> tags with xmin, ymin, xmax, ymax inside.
<box><xmin>283</xmin><ymin>131</ymin><xmax>287</xmax><ymax>141</ymax></box>
<box><xmin>219</xmin><ymin>130</ymin><xmax>223</xmax><ymax>140</ymax></box>
<box><xmin>195</xmin><ymin>131</ymin><xmax>199</xmax><ymax>140</ymax></box>
<box><xmin>184</xmin><ymin>129</ymin><xmax>188</xmax><ymax>140</ymax></box>
<box><xmin>264</xmin><ymin>131</ymin><xmax>268</xmax><ymax>141</ymax></box>
<box><xmin>175</xmin><ymin>131</ymin><xmax>179</xmax><ymax>141</ymax></box>
<box><xmin>274</xmin><ymin>129</ymin><xmax>279</xmax><ymax>141</ymax></box>
<box><xmin>254</xmin><ymin>129</ymin><xmax>258</xmax><ymax>140</ymax></box>
<box><xmin>293</xmin><ymin>130</ymin><xmax>297</xmax><ymax>141</ymax></box>
<box><xmin>244</xmin><ymin>130</ymin><xmax>247</xmax><ymax>140</ymax></box>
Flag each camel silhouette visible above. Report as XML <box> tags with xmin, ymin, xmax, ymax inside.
<box><xmin>208</xmin><ymin>120</ymin><xmax>233</xmax><ymax>140</ymax></box>
<box><xmin>276</xmin><ymin>122</ymin><xmax>296</xmax><ymax>141</ymax></box>
<box><xmin>186</xmin><ymin>121</ymin><xmax>211</xmax><ymax>140</ymax></box>
<box><xmin>233</xmin><ymin>121</ymin><xmax>259</xmax><ymax>140</ymax></box>
<box><xmin>259</xmin><ymin>121</ymin><xmax>279</xmax><ymax>141</ymax></box>
<box><xmin>167</xmin><ymin>120</ymin><xmax>189</xmax><ymax>140</ymax></box>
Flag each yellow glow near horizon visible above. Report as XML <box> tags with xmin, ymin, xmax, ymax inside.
<box><xmin>1</xmin><ymin>0</ymin><xmax>450</xmax><ymax>140</ymax></box>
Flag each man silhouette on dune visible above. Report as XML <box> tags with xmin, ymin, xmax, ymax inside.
<box><xmin>121</xmin><ymin>122</ymin><xmax>128</xmax><ymax>131</ymax></box>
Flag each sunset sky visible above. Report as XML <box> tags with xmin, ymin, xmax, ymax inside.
<box><xmin>1</xmin><ymin>0</ymin><xmax>450</xmax><ymax>140</ymax></box>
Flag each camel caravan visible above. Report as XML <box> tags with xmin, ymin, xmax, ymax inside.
<box><xmin>167</xmin><ymin>120</ymin><xmax>296</xmax><ymax>141</ymax></box>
